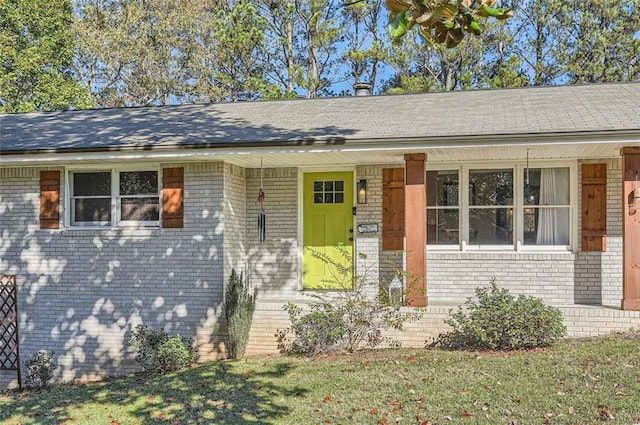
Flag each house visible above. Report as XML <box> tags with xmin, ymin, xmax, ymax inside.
<box><xmin>1</xmin><ymin>83</ymin><xmax>640</xmax><ymax>389</ymax></box>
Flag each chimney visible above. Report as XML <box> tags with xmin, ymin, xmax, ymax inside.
<box><xmin>353</xmin><ymin>83</ymin><xmax>372</xmax><ymax>96</ymax></box>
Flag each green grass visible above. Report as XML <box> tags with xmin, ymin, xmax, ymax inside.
<box><xmin>1</xmin><ymin>332</ymin><xmax>640</xmax><ymax>425</ymax></box>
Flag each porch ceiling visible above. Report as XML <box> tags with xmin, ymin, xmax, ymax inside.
<box><xmin>203</xmin><ymin>138</ymin><xmax>638</xmax><ymax>169</ymax></box>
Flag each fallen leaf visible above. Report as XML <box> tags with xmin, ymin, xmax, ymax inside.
<box><xmin>615</xmin><ymin>391</ymin><xmax>626</xmax><ymax>396</ymax></box>
<box><xmin>378</xmin><ymin>418</ymin><xmax>387</xmax><ymax>425</ymax></box>
<box><xmin>370</xmin><ymin>408</ymin><xmax>380</xmax><ymax>415</ymax></box>
<box><xmin>323</xmin><ymin>419</ymin><xmax>333</xmax><ymax>424</ymax></box>
<box><xmin>568</xmin><ymin>406</ymin><xmax>575</xmax><ymax>414</ymax></box>
<box><xmin>416</xmin><ymin>397</ymin><xmax>425</xmax><ymax>403</ymax></box>
<box><xmin>462</xmin><ymin>411</ymin><xmax>475</xmax><ymax>418</ymax></box>
<box><xmin>407</xmin><ymin>355</ymin><xmax>416</xmax><ymax>363</ymax></box>
<box><xmin>598</xmin><ymin>409</ymin><xmax>615</xmax><ymax>420</ymax></box>
<box><xmin>323</xmin><ymin>396</ymin><xmax>331</xmax><ymax>403</ymax></box>
<box><xmin>111</xmin><ymin>421</ymin><xmax>120</xmax><ymax>425</ymax></box>
<box><xmin>457</xmin><ymin>389</ymin><xmax>471</xmax><ymax>395</ymax></box>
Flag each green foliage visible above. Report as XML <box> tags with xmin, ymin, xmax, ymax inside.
<box><xmin>431</xmin><ymin>279</ymin><xmax>567</xmax><ymax>350</ymax></box>
<box><xmin>386</xmin><ymin>0</ymin><xmax>513</xmax><ymax>48</ymax></box>
<box><xmin>224</xmin><ymin>269</ymin><xmax>256</xmax><ymax>359</ymax></box>
<box><xmin>276</xmin><ymin>245</ymin><xmax>420</xmax><ymax>355</ymax></box>
<box><xmin>130</xmin><ymin>325</ymin><xmax>198</xmax><ymax>374</ymax></box>
<box><xmin>0</xmin><ymin>0</ymin><xmax>93</xmax><ymax>112</ymax></box>
<box><xmin>24</xmin><ymin>350</ymin><xmax>57</xmax><ymax>388</ymax></box>
<box><xmin>276</xmin><ymin>302</ymin><xmax>346</xmax><ymax>355</ymax></box>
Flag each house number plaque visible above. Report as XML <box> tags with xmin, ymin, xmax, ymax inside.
<box><xmin>357</xmin><ymin>223</ymin><xmax>379</xmax><ymax>234</ymax></box>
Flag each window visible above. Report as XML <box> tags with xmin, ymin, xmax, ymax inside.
<box><xmin>427</xmin><ymin>165</ymin><xmax>572</xmax><ymax>249</ymax></box>
<box><xmin>469</xmin><ymin>169</ymin><xmax>513</xmax><ymax>245</ymax></box>
<box><xmin>313</xmin><ymin>180</ymin><xmax>345</xmax><ymax>204</ymax></box>
<box><xmin>523</xmin><ymin>168</ymin><xmax>570</xmax><ymax>245</ymax></box>
<box><xmin>70</xmin><ymin>169</ymin><xmax>160</xmax><ymax>227</ymax></box>
<box><xmin>427</xmin><ymin>170</ymin><xmax>459</xmax><ymax>244</ymax></box>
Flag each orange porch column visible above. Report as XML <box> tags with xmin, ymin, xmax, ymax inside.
<box><xmin>622</xmin><ymin>147</ymin><xmax>640</xmax><ymax>310</ymax></box>
<box><xmin>404</xmin><ymin>153</ymin><xmax>427</xmax><ymax>307</ymax></box>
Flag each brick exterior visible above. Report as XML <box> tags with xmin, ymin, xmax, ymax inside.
<box><xmin>0</xmin><ymin>158</ymin><xmax>633</xmax><ymax>389</ymax></box>
<box><xmin>0</xmin><ymin>164</ymin><xmax>226</xmax><ymax>389</ymax></box>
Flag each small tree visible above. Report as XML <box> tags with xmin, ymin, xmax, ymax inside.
<box><xmin>276</xmin><ymin>244</ymin><xmax>420</xmax><ymax>355</ymax></box>
<box><xmin>225</xmin><ymin>269</ymin><xmax>256</xmax><ymax>359</ymax></box>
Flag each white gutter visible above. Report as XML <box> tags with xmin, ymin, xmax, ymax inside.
<box><xmin>1</xmin><ymin>131</ymin><xmax>639</xmax><ymax>167</ymax></box>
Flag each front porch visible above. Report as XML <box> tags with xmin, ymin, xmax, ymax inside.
<box><xmin>244</xmin><ymin>300</ymin><xmax>640</xmax><ymax>356</ymax></box>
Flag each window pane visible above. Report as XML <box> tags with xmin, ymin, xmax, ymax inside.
<box><xmin>469</xmin><ymin>208</ymin><xmax>513</xmax><ymax>244</ymax></box>
<box><xmin>121</xmin><ymin>198</ymin><xmax>160</xmax><ymax>221</ymax></box>
<box><xmin>524</xmin><ymin>207</ymin><xmax>570</xmax><ymax>245</ymax></box>
<box><xmin>523</xmin><ymin>168</ymin><xmax>570</xmax><ymax>206</ymax></box>
<box><xmin>427</xmin><ymin>170</ymin><xmax>458</xmax><ymax>207</ymax></box>
<box><xmin>120</xmin><ymin>171</ymin><xmax>158</xmax><ymax>196</ymax></box>
<box><xmin>74</xmin><ymin>198</ymin><xmax>111</xmax><ymax>222</ymax></box>
<box><xmin>73</xmin><ymin>172</ymin><xmax>111</xmax><ymax>196</ymax></box>
<box><xmin>469</xmin><ymin>169</ymin><xmax>513</xmax><ymax>206</ymax></box>
<box><xmin>427</xmin><ymin>209</ymin><xmax>459</xmax><ymax>244</ymax></box>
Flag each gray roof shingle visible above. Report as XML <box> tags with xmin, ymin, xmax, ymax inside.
<box><xmin>1</xmin><ymin>83</ymin><xmax>639</xmax><ymax>155</ymax></box>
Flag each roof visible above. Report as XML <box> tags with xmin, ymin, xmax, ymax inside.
<box><xmin>1</xmin><ymin>83</ymin><xmax>639</xmax><ymax>157</ymax></box>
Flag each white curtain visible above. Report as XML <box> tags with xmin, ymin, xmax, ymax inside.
<box><xmin>536</xmin><ymin>168</ymin><xmax>570</xmax><ymax>245</ymax></box>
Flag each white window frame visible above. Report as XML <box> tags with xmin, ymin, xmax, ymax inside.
<box><xmin>426</xmin><ymin>161</ymin><xmax>577</xmax><ymax>252</ymax></box>
<box><xmin>66</xmin><ymin>165</ymin><xmax>161</xmax><ymax>228</ymax></box>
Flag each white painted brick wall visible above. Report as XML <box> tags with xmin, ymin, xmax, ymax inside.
<box><xmin>245</xmin><ymin>168</ymin><xmax>300</xmax><ymax>299</ymax></box>
<box><xmin>223</xmin><ymin>163</ymin><xmax>248</xmax><ymax>282</ymax></box>
<box><xmin>0</xmin><ymin>163</ymin><xmax>227</xmax><ymax>389</ymax></box>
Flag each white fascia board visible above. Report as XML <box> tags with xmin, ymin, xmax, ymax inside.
<box><xmin>1</xmin><ymin>130</ymin><xmax>639</xmax><ymax>167</ymax></box>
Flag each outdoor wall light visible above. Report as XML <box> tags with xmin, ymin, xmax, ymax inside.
<box><xmin>357</xmin><ymin>179</ymin><xmax>368</xmax><ymax>204</ymax></box>
<box><xmin>388</xmin><ymin>275</ymin><xmax>403</xmax><ymax>306</ymax></box>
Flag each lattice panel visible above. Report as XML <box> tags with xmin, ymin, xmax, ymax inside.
<box><xmin>0</xmin><ymin>275</ymin><xmax>19</xmax><ymax>371</ymax></box>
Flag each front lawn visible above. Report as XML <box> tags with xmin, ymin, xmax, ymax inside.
<box><xmin>1</xmin><ymin>332</ymin><xmax>639</xmax><ymax>424</ymax></box>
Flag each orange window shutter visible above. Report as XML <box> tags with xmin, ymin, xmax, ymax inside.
<box><xmin>162</xmin><ymin>167</ymin><xmax>184</xmax><ymax>228</ymax></box>
<box><xmin>40</xmin><ymin>170</ymin><xmax>60</xmax><ymax>229</ymax></box>
<box><xmin>383</xmin><ymin>168</ymin><xmax>405</xmax><ymax>250</ymax></box>
<box><xmin>581</xmin><ymin>163</ymin><xmax>607</xmax><ymax>251</ymax></box>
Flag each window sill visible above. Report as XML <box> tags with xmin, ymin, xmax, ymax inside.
<box><xmin>58</xmin><ymin>227</ymin><xmax>160</xmax><ymax>238</ymax></box>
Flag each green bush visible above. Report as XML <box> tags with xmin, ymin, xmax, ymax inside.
<box><xmin>130</xmin><ymin>325</ymin><xmax>198</xmax><ymax>374</ymax></box>
<box><xmin>276</xmin><ymin>302</ymin><xmax>346</xmax><ymax>355</ymax></box>
<box><xmin>24</xmin><ymin>350</ymin><xmax>57</xmax><ymax>388</ymax></box>
<box><xmin>431</xmin><ymin>279</ymin><xmax>567</xmax><ymax>350</ymax></box>
<box><xmin>276</xmin><ymin>245</ymin><xmax>420</xmax><ymax>355</ymax></box>
<box><xmin>225</xmin><ymin>269</ymin><xmax>256</xmax><ymax>359</ymax></box>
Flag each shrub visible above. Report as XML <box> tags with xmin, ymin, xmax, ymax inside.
<box><xmin>430</xmin><ymin>279</ymin><xmax>567</xmax><ymax>350</ymax></box>
<box><xmin>225</xmin><ymin>269</ymin><xmax>256</xmax><ymax>359</ymax></box>
<box><xmin>24</xmin><ymin>350</ymin><xmax>57</xmax><ymax>388</ymax></box>
<box><xmin>276</xmin><ymin>302</ymin><xmax>345</xmax><ymax>355</ymax></box>
<box><xmin>276</xmin><ymin>245</ymin><xmax>420</xmax><ymax>355</ymax></box>
<box><xmin>130</xmin><ymin>325</ymin><xmax>198</xmax><ymax>374</ymax></box>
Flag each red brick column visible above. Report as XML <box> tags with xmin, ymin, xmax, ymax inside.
<box><xmin>404</xmin><ymin>154</ymin><xmax>427</xmax><ymax>307</ymax></box>
<box><xmin>622</xmin><ymin>147</ymin><xmax>640</xmax><ymax>310</ymax></box>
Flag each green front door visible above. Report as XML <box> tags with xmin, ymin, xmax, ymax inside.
<box><xmin>303</xmin><ymin>172</ymin><xmax>354</xmax><ymax>289</ymax></box>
